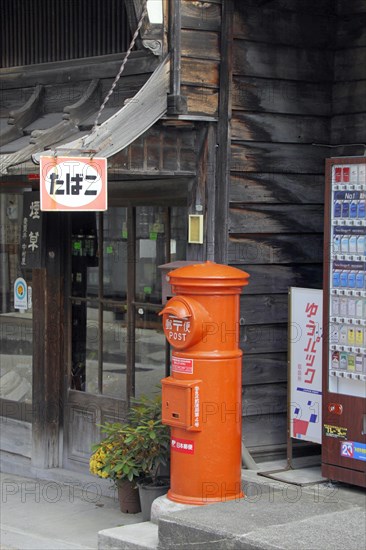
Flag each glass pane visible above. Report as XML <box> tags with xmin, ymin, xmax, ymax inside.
<box><xmin>136</xmin><ymin>207</ymin><xmax>166</xmax><ymax>304</ymax></box>
<box><xmin>71</xmin><ymin>213</ymin><xmax>98</xmax><ymax>299</ymax></box>
<box><xmin>71</xmin><ymin>301</ymin><xmax>99</xmax><ymax>392</ymax></box>
<box><xmin>0</xmin><ymin>193</ymin><xmax>32</xmax><ymax>404</ymax></box>
<box><xmin>102</xmin><ymin>305</ymin><xmax>127</xmax><ymax>398</ymax></box>
<box><xmin>103</xmin><ymin>208</ymin><xmax>128</xmax><ymax>300</ymax></box>
<box><xmin>135</xmin><ymin>307</ymin><xmax>165</xmax><ymax>398</ymax></box>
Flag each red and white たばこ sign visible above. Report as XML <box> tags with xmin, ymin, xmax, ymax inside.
<box><xmin>40</xmin><ymin>156</ymin><xmax>107</xmax><ymax>211</ymax></box>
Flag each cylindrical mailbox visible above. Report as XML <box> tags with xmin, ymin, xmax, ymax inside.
<box><xmin>159</xmin><ymin>261</ymin><xmax>249</xmax><ymax>505</ymax></box>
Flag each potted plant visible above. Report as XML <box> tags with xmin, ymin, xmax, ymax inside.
<box><xmin>89</xmin><ymin>394</ymin><xmax>170</xmax><ymax>517</ymax></box>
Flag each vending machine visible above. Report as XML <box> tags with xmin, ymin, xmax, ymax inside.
<box><xmin>322</xmin><ymin>157</ymin><xmax>366</xmax><ymax>487</ymax></box>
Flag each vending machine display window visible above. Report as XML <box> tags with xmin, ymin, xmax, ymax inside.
<box><xmin>322</xmin><ymin>157</ymin><xmax>366</xmax><ymax>488</ymax></box>
<box><xmin>327</xmin><ymin>161</ymin><xmax>366</xmax><ymax>398</ymax></box>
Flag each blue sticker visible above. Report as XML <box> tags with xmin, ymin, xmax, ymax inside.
<box><xmin>340</xmin><ymin>441</ymin><xmax>366</xmax><ymax>461</ymax></box>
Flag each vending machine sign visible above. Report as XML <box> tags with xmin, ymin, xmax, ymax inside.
<box><xmin>40</xmin><ymin>156</ymin><xmax>107</xmax><ymax>211</ymax></box>
<box><xmin>289</xmin><ymin>287</ymin><xmax>323</xmax><ymax>444</ymax></box>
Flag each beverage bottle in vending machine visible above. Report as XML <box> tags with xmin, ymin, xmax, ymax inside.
<box><xmin>348</xmin><ymin>272</ymin><xmax>356</xmax><ymax>288</ymax></box>
<box><xmin>356</xmin><ymin>235</ymin><xmax>365</xmax><ymax>254</ymax></box>
<box><xmin>349</xmin><ymin>235</ymin><xmax>357</xmax><ymax>253</ymax></box>
<box><xmin>333</xmin><ymin>270</ymin><xmax>341</xmax><ymax>287</ymax></box>
<box><xmin>339</xmin><ymin>296</ymin><xmax>348</xmax><ymax>316</ymax></box>
<box><xmin>348</xmin><ymin>298</ymin><xmax>356</xmax><ymax>317</ymax></box>
<box><xmin>341</xmin><ymin>235</ymin><xmax>349</xmax><ymax>253</ymax></box>
<box><xmin>358</xmin><ymin>200</ymin><xmax>365</xmax><ymax>218</ymax></box>
<box><xmin>355</xmin><ymin>299</ymin><xmax>363</xmax><ymax>318</ymax></box>
<box><xmin>355</xmin><ymin>328</ymin><xmax>363</xmax><ymax>346</ymax></box>
<box><xmin>340</xmin><ymin>271</ymin><xmax>348</xmax><ymax>288</ymax></box>
<box><xmin>340</xmin><ymin>352</ymin><xmax>348</xmax><ymax>369</ymax></box>
<box><xmin>347</xmin><ymin>353</ymin><xmax>356</xmax><ymax>372</ymax></box>
<box><xmin>356</xmin><ymin>272</ymin><xmax>364</xmax><ymax>289</ymax></box>
<box><xmin>350</xmin><ymin>201</ymin><xmax>358</xmax><ymax>218</ymax></box>
<box><xmin>334</xmin><ymin>200</ymin><xmax>342</xmax><ymax>217</ymax></box>
<box><xmin>339</xmin><ymin>325</ymin><xmax>348</xmax><ymax>345</ymax></box>
<box><xmin>355</xmin><ymin>354</ymin><xmax>363</xmax><ymax>373</ymax></box>
<box><xmin>333</xmin><ymin>235</ymin><xmax>341</xmax><ymax>254</ymax></box>
<box><xmin>332</xmin><ymin>296</ymin><xmax>340</xmax><ymax>315</ymax></box>
<box><xmin>347</xmin><ymin>327</ymin><xmax>355</xmax><ymax>345</ymax></box>
<box><xmin>342</xmin><ymin>200</ymin><xmax>350</xmax><ymax>218</ymax></box>
<box><xmin>331</xmin><ymin>351</ymin><xmax>340</xmax><ymax>370</ymax></box>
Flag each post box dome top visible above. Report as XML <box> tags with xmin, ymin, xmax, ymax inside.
<box><xmin>167</xmin><ymin>261</ymin><xmax>249</xmax><ymax>289</ymax></box>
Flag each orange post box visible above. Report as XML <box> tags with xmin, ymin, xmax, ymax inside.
<box><xmin>159</xmin><ymin>261</ymin><xmax>249</xmax><ymax>505</ymax></box>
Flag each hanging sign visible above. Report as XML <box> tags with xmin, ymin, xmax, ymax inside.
<box><xmin>14</xmin><ymin>277</ymin><xmax>28</xmax><ymax>310</ymax></box>
<box><xmin>40</xmin><ymin>156</ymin><xmax>107</xmax><ymax>211</ymax></box>
<box><xmin>289</xmin><ymin>287</ymin><xmax>323</xmax><ymax>444</ymax></box>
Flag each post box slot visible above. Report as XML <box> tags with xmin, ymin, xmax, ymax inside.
<box><xmin>161</xmin><ymin>377</ymin><xmax>202</xmax><ymax>431</ymax></box>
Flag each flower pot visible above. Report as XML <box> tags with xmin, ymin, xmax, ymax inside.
<box><xmin>117</xmin><ymin>479</ymin><xmax>141</xmax><ymax>514</ymax></box>
<box><xmin>137</xmin><ymin>477</ymin><xmax>170</xmax><ymax>521</ymax></box>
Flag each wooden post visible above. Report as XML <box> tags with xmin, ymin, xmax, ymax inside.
<box><xmin>31</xmin><ymin>214</ymin><xmax>64</xmax><ymax>468</ymax></box>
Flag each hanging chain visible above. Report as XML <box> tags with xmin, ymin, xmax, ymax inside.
<box><xmin>87</xmin><ymin>0</ymin><xmax>148</xmax><ymax>140</ymax></box>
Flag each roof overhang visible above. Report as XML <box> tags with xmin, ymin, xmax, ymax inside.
<box><xmin>0</xmin><ymin>55</ymin><xmax>170</xmax><ymax>176</ymax></box>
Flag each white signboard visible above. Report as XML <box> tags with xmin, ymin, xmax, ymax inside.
<box><xmin>40</xmin><ymin>156</ymin><xmax>107</xmax><ymax>211</ymax></box>
<box><xmin>14</xmin><ymin>277</ymin><xmax>28</xmax><ymax>310</ymax></box>
<box><xmin>289</xmin><ymin>287</ymin><xmax>323</xmax><ymax>444</ymax></box>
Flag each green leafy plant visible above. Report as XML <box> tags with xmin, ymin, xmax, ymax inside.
<box><xmin>89</xmin><ymin>394</ymin><xmax>170</xmax><ymax>486</ymax></box>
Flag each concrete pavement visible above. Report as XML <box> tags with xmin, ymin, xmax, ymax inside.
<box><xmin>0</xmin><ymin>472</ymin><xmax>143</xmax><ymax>549</ymax></box>
<box><xmin>1</xmin><ymin>460</ymin><xmax>365</xmax><ymax>550</ymax></box>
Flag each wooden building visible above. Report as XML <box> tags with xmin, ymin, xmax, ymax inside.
<box><xmin>0</xmin><ymin>0</ymin><xmax>365</xmax><ymax>474</ymax></box>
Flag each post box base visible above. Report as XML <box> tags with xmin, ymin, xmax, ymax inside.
<box><xmin>167</xmin><ymin>489</ymin><xmax>245</xmax><ymax>506</ymax></box>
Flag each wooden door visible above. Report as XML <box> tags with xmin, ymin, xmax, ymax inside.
<box><xmin>63</xmin><ymin>204</ymin><xmax>187</xmax><ymax>471</ymax></box>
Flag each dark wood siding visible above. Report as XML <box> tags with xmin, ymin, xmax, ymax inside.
<box><xmin>180</xmin><ymin>0</ymin><xmax>222</xmax><ymax>116</ymax></box>
<box><xmin>1</xmin><ymin>0</ymin><xmax>130</xmax><ymax>68</ymax></box>
<box><xmin>331</xmin><ymin>1</ymin><xmax>366</xmax><ymax>145</ymax></box>
<box><xmin>229</xmin><ymin>0</ymin><xmax>336</xmax><ymax>454</ymax></box>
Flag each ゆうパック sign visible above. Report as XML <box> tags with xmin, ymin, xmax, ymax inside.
<box><xmin>40</xmin><ymin>156</ymin><xmax>107</xmax><ymax>211</ymax></box>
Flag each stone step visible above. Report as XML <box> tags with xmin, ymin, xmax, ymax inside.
<box><xmin>98</xmin><ymin>522</ymin><xmax>158</xmax><ymax>550</ymax></box>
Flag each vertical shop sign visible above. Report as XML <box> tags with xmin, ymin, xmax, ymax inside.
<box><xmin>21</xmin><ymin>191</ymin><xmax>44</xmax><ymax>268</ymax></box>
<box><xmin>289</xmin><ymin>287</ymin><xmax>323</xmax><ymax>444</ymax></box>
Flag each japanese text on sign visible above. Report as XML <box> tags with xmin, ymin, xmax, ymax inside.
<box><xmin>165</xmin><ymin>316</ymin><xmax>191</xmax><ymax>343</ymax></box>
<box><xmin>303</xmin><ymin>302</ymin><xmax>321</xmax><ymax>382</ymax></box>
<box><xmin>171</xmin><ymin>437</ymin><xmax>194</xmax><ymax>454</ymax></box>
<box><xmin>21</xmin><ymin>192</ymin><xmax>43</xmax><ymax>268</ymax></box>
<box><xmin>40</xmin><ymin>156</ymin><xmax>107</xmax><ymax>211</ymax></box>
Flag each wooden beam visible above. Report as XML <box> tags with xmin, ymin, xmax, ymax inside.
<box><xmin>231</xmin><ymin>142</ymin><xmax>328</xmax><ymax>174</ymax></box>
<box><xmin>332</xmin><ymin>81</ymin><xmax>366</xmax><ymax>115</ymax></box>
<box><xmin>232</xmin><ymin>111</ymin><xmax>330</xmax><ymax>144</ymax></box>
<box><xmin>331</xmin><ymin>113</ymin><xmax>366</xmax><ymax>145</ymax></box>
<box><xmin>215</xmin><ymin>0</ymin><xmax>232</xmax><ymax>263</ymax></box>
<box><xmin>228</xmin><ymin>235</ymin><xmax>324</xmax><ymax>264</ymax></box>
<box><xmin>233</xmin><ymin>264</ymin><xmax>323</xmax><ymax>295</ymax></box>
<box><xmin>229</xmin><ymin>205</ymin><xmax>324</xmax><ymax>234</ymax></box>
<box><xmin>232</xmin><ymin>76</ymin><xmax>332</xmax><ymax>116</ymax></box>
<box><xmin>234</xmin><ymin>5</ymin><xmax>334</xmax><ymax>48</ymax></box>
<box><xmin>240</xmin><ymin>294</ymin><xmax>289</xmax><ymax>325</ymax></box>
<box><xmin>233</xmin><ymin>40</ymin><xmax>333</xmax><ymax>82</ymax></box>
<box><xmin>334</xmin><ymin>47</ymin><xmax>366</xmax><ymax>81</ymax></box>
<box><xmin>243</xmin><ymin>353</ymin><xmax>288</xmax><ymax>385</ymax></box>
<box><xmin>229</xmin><ymin>173</ymin><xmax>325</xmax><ymax>204</ymax></box>
<box><xmin>0</xmin><ymin>51</ymin><xmax>158</xmax><ymax>90</ymax></box>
